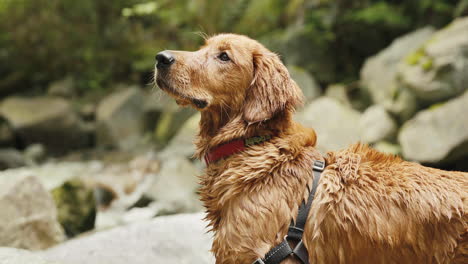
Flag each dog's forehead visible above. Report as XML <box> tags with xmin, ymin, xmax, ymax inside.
<box><xmin>203</xmin><ymin>34</ymin><xmax>257</xmax><ymax>51</ymax></box>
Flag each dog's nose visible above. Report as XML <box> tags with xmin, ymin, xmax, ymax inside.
<box><xmin>155</xmin><ymin>51</ymin><xmax>175</xmax><ymax>69</ymax></box>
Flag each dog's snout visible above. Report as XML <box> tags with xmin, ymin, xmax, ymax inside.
<box><xmin>155</xmin><ymin>51</ymin><xmax>175</xmax><ymax>69</ymax></box>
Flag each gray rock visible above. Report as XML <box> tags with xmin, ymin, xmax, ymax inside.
<box><xmin>0</xmin><ymin>148</ymin><xmax>27</xmax><ymax>170</ymax></box>
<box><xmin>361</xmin><ymin>27</ymin><xmax>435</xmax><ymax>119</ymax></box>
<box><xmin>359</xmin><ymin>105</ymin><xmax>397</xmax><ymax>143</ymax></box>
<box><xmin>398</xmin><ymin>90</ymin><xmax>468</xmax><ymax>163</ymax></box>
<box><xmin>288</xmin><ymin>65</ymin><xmax>321</xmax><ymax>102</ymax></box>
<box><xmin>325</xmin><ymin>84</ymin><xmax>352</xmax><ymax>108</ymax></box>
<box><xmin>373</xmin><ymin>141</ymin><xmax>402</xmax><ymax>156</ymax></box>
<box><xmin>0</xmin><ymin>96</ymin><xmax>89</xmax><ymax>153</ymax></box>
<box><xmin>145</xmin><ymin>156</ymin><xmax>202</xmax><ymax>215</ymax></box>
<box><xmin>41</xmin><ymin>213</ymin><xmax>214</xmax><ymax>264</ymax></box>
<box><xmin>0</xmin><ymin>248</ymin><xmax>60</xmax><ymax>264</ymax></box>
<box><xmin>23</xmin><ymin>143</ymin><xmax>46</xmax><ymax>164</ymax></box>
<box><xmin>162</xmin><ymin>113</ymin><xmax>200</xmax><ymax>158</ymax></box>
<box><xmin>0</xmin><ymin>117</ymin><xmax>14</xmax><ymax>148</ymax></box>
<box><xmin>153</xmin><ymin>97</ymin><xmax>196</xmax><ymax>145</ymax></box>
<box><xmin>47</xmin><ymin>77</ymin><xmax>75</xmax><ymax>98</ymax></box>
<box><xmin>96</xmin><ymin>87</ymin><xmax>145</xmax><ymax>150</ymax></box>
<box><xmin>295</xmin><ymin>97</ymin><xmax>361</xmax><ymax>153</ymax></box>
<box><xmin>398</xmin><ymin>17</ymin><xmax>468</xmax><ymax>102</ymax></box>
<box><xmin>0</xmin><ymin>174</ymin><xmax>64</xmax><ymax>250</ymax></box>
<box><xmin>0</xmin><ymin>161</ymin><xmax>101</xmax><ymax>191</ymax></box>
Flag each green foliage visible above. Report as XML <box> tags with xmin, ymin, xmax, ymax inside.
<box><xmin>0</xmin><ymin>0</ymin><xmax>464</xmax><ymax>95</ymax></box>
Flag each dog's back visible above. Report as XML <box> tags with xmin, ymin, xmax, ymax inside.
<box><xmin>304</xmin><ymin>144</ymin><xmax>468</xmax><ymax>263</ymax></box>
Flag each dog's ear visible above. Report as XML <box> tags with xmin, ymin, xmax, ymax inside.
<box><xmin>243</xmin><ymin>51</ymin><xmax>303</xmax><ymax>123</ymax></box>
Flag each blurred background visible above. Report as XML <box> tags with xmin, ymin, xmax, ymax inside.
<box><xmin>0</xmin><ymin>0</ymin><xmax>467</xmax><ymax>263</ymax></box>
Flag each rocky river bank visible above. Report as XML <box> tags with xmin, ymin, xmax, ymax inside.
<box><xmin>0</xmin><ymin>17</ymin><xmax>468</xmax><ymax>263</ymax></box>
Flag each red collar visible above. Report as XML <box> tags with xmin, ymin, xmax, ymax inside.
<box><xmin>204</xmin><ymin>135</ymin><xmax>272</xmax><ymax>165</ymax></box>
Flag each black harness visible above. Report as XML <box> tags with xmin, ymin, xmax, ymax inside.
<box><xmin>252</xmin><ymin>160</ymin><xmax>325</xmax><ymax>264</ymax></box>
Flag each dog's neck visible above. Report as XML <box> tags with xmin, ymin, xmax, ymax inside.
<box><xmin>194</xmin><ymin>106</ymin><xmax>294</xmax><ymax>159</ymax></box>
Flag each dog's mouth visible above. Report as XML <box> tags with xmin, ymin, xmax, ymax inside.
<box><xmin>156</xmin><ymin>78</ymin><xmax>208</xmax><ymax>109</ymax></box>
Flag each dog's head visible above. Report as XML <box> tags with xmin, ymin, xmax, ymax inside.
<box><xmin>155</xmin><ymin>33</ymin><xmax>303</xmax><ymax>123</ymax></box>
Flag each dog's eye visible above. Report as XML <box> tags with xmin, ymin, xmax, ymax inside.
<box><xmin>218</xmin><ymin>52</ymin><xmax>230</xmax><ymax>62</ymax></box>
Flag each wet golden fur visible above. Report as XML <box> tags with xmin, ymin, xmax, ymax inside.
<box><xmin>155</xmin><ymin>34</ymin><xmax>468</xmax><ymax>263</ymax></box>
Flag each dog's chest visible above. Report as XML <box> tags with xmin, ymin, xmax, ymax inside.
<box><xmin>201</xmin><ymin>167</ymin><xmax>312</xmax><ymax>263</ymax></box>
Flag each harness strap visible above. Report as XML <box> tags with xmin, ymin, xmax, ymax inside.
<box><xmin>252</xmin><ymin>160</ymin><xmax>325</xmax><ymax>264</ymax></box>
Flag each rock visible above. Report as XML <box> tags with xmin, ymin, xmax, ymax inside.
<box><xmin>0</xmin><ymin>161</ymin><xmax>102</xmax><ymax>191</ymax></box>
<box><xmin>0</xmin><ymin>117</ymin><xmax>14</xmax><ymax>148</ymax></box>
<box><xmin>79</xmin><ymin>103</ymin><xmax>96</xmax><ymax>121</ymax></box>
<box><xmin>361</xmin><ymin>27</ymin><xmax>435</xmax><ymax>119</ymax></box>
<box><xmin>153</xmin><ymin>97</ymin><xmax>196</xmax><ymax>145</ymax></box>
<box><xmin>0</xmin><ymin>247</ymin><xmax>60</xmax><ymax>264</ymax></box>
<box><xmin>23</xmin><ymin>143</ymin><xmax>46</xmax><ymax>164</ymax></box>
<box><xmin>373</xmin><ymin>141</ymin><xmax>402</xmax><ymax>156</ymax></box>
<box><xmin>398</xmin><ymin>17</ymin><xmax>468</xmax><ymax>102</ymax></box>
<box><xmin>41</xmin><ymin>213</ymin><xmax>214</xmax><ymax>264</ymax></box>
<box><xmin>96</xmin><ymin>86</ymin><xmax>145</xmax><ymax>150</ymax></box>
<box><xmin>51</xmin><ymin>178</ymin><xmax>96</xmax><ymax>237</ymax></box>
<box><xmin>295</xmin><ymin>97</ymin><xmax>361</xmax><ymax>153</ymax></box>
<box><xmin>0</xmin><ymin>96</ymin><xmax>90</xmax><ymax>153</ymax></box>
<box><xmin>47</xmin><ymin>77</ymin><xmax>75</xmax><ymax>98</ymax></box>
<box><xmin>359</xmin><ymin>105</ymin><xmax>397</xmax><ymax>143</ymax></box>
<box><xmin>325</xmin><ymin>84</ymin><xmax>352</xmax><ymax>108</ymax></box>
<box><xmin>142</xmin><ymin>91</ymin><xmax>164</xmax><ymax>131</ymax></box>
<box><xmin>162</xmin><ymin>113</ymin><xmax>200</xmax><ymax>158</ymax></box>
<box><xmin>287</xmin><ymin>65</ymin><xmax>321</xmax><ymax>102</ymax></box>
<box><xmin>0</xmin><ymin>148</ymin><xmax>27</xmax><ymax>170</ymax></box>
<box><xmin>0</xmin><ymin>174</ymin><xmax>64</xmax><ymax>250</ymax></box>
<box><xmin>145</xmin><ymin>156</ymin><xmax>202</xmax><ymax>215</ymax></box>
<box><xmin>398</xmin><ymin>91</ymin><xmax>468</xmax><ymax>163</ymax></box>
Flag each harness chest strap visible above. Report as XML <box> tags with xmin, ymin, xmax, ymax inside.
<box><xmin>253</xmin><ymin>160</ymin><xmax>325</xmax><ymax>264</ymax></box>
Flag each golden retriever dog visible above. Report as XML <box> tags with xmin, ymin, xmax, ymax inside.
<box><xmin>155</xmin><ymin>33</ymin><xmax>468</xmax><ymax>264</ymax></box>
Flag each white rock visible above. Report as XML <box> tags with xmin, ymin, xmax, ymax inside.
<box><xmin>96</xmin><ymin>86</ymin><xmax>145</xmax><ymax>150</ymax></box>
<box><xmin>295</xmin><ymin>97</ymin><xmax>361</xmax><ymax>153</ymax></box>
<box><xmin>0</xmin><ymin>174</ymin><xmax>64</xmax><ymax>250</ymax></box>
<box><xmin>359</xmin><ymin>105</ymin><xmax>397</xmax><ymax>143</ymax></box>
<box><xmin>398</xmin><ymin>18</ymin><xmax>468</xmax><ymax>101</ymax></box>
<box><xmin>41</xmin><ymin>213</ymin><xmax>214</xmax><ymax>264</ymax></box>
<box><xmin>0</xmin><ymin>247</ymin><xmax>60</xmax><ymax>264</ymax></box>
<box><xmin>399</xmin><ymin>90</ymin><xmax>468</xmax><ymax>163</ymax></box>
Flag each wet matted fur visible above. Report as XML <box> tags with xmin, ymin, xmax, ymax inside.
<box><xmin>155</xmin><ymin>33</ymin><xmax>468</xmax><ymax>264</ymax></box>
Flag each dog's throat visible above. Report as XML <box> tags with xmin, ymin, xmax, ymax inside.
<box><xmin>204</xmin><ymin>135</ymin><xmax>272</xmax><ymax>164</ymax></box>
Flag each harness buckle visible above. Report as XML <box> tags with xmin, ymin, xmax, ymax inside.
<box><xmin>313</xmin><ymin>160</ymin><xmax>325</xmax><ymax>171</ymax></box>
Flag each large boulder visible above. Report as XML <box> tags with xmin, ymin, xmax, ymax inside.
<box><xmin>41</xmin><ymin>213</ymin><xmax>214</xmax><ymax>264</ymax></box>
<box><xmin>153</xmin><ymin>97</ymin><xmax>196</xmax><ymax>145</ymax></box>
<box><xmin>0</xmin><ymin>96</ymin><xmax>90</xmax><ymax>153</ymax></box>
<box><xmin>359</xmin><ymin>105</ymin><xmax>397</xmax><ymax>143</ymax></box>
<box><xmin>398</xmin><ymin>17</ymin><xmax>468</xmax><ymax>102</ymax></box>
<box><xmin>295</xmin><ymin>97</ymin><xmax>361</xmax><ymax>153</ymax></box>
<box><xmin>0</xmin><ymin>248</ymin><xmax>59</xmax><ymax>264</ymax></box>
<box><xmin>287</xmin><ymin>65</ymin><xmax>321</xmax><ymax>102</ymax></box>
<box><xmin>398</xmin><ymin>90</ymin><xmax>468</xmax><ymax>163</ymax></box>
<box><xmin>0</xmin><ymin>174</ymin><xmax>64</xmax><ymax>250</ymax></box>
<box><xmin>162</xmin><ymin>113</ymin><xmax>200</xmax><ymax>158</ymax></box>
<box><xmin>96</xmin><ymin>86</ymin><xmax>145</xmax><ymax>150</ymax></box>
<box><xmin>361</xmin><ymin>27</ymin><xmax>435</xmax><ymax>120</ymax></box>
<box><xmin>145</xmin><ymin>156</ymin><xmax>202</xmax><ymax>215</ymax></box>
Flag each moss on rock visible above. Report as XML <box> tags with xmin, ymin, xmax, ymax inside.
<box><xmin>51</xmin><ymin>178</ymin><xmax>96</xmax><ymax>237</ymax></box>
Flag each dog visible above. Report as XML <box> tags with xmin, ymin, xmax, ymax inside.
<box><xmin>155</xmin><ymin>33</ymin><xmax>468</xmax><ymax>264</ymax></box>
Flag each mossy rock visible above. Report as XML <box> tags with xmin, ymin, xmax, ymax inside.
<box><xmin>51</xmin><ymin>178</ymin><xmax>96</xmax><ymax>237</ymax></box>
